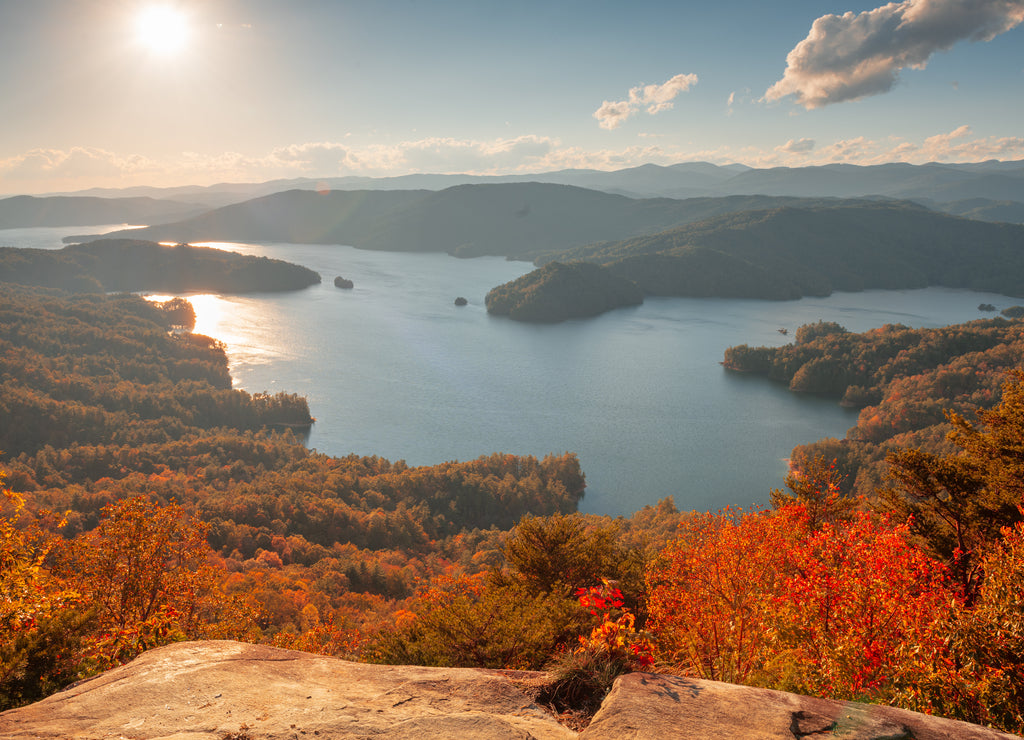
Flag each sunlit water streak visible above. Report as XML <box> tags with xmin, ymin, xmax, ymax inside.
<box><xmin>5</xmin><ymin>226</ymin><xmax>1015</xmax><ymax>516</ymax></box>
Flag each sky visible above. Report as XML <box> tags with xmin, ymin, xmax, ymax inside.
<box><xmin>1</xmin><ymin>0</ymin><xmax>1023</xmax><ymax>195</ymax></box>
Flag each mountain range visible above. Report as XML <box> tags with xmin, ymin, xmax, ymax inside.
<box><xmin>0</xmin><ymin>195</ymin><xmax>206</xmax><ymax>230</ymax></box>
<box><xmin>32</xmin><ymin>159</ymin><xmax>1024</xmax><ymax>219</ymax></box>
<box><xmin>6</xmin><ymin>160</ymin><xmax>1024</xmax><ymax>324</ymax></box>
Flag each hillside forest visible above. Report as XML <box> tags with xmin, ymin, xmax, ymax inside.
<box><xmin>2</xmin><ymin>285</ymin><xmax>1024</xmax><ymax>732</ymax></box>
<box><xmin>485</xmin><ymin>201</ymin><xmax>1024</xmax><ymax>321</ymax></box>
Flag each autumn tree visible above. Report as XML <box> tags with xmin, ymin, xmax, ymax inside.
<box><xmin>647</xmin><ymin>506</ymin><xmax>798</xmax><ymax>683</ymax></box>
<box><xmin>647</xmin><ymin>504</ymin><xmax>953</xmax><ymax>701</ymax></box>
<box><xmin>57</xmin><ymin>496</ymin><xmax>218</xmax><ymax>668</ymax></box>
<box><xmin>1</xmin><ymin>467</ymin><xmax>92</xmax><ymax>709</ymax></box>
<box><xmin>769</xmin><ymin>453</ymin><xmax>858</xmax><ymax>529</ymax></box>
<box><xmin>952</xmin><ymin>519</ymin><xmax>1024</xmax><ymax>729</ymax></box>
<box><xmin>370</xmin><ymin>573</ymin><xmax>586</xmax><ymax>669</ymax></box>
<box><xmin>881</xmin><ymin>369</ymin><xmax>1024</xmax><ymax>602</ymax></box>
<box><xmin>504</xmin><ymin>513</ymin><xmax>645</xmax><ymax>606</ymax></box>
<box><xmin>761</xmin><ymin>511</ymin><xmax>951</xmax><ymax>700</ymax></box>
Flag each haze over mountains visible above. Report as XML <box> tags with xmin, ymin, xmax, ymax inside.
<box><xmin>21</xmin><ymin>158</ymin><xmax>1024</xmax><ymax>218</ymax></box>
<box><xmin>6</xmin><ymin>158</ymin><xmax>1024</xmax><ymax>323</ymax></box>
<box><xmin>0</xmin><ymin>195</ymin><xmax>207</xmax><ymax>229</ymax></box>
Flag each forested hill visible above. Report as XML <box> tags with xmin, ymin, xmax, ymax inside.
<box><xmin>81</xmin><ymin>185</ymin><xmax>854</xmax><ymax>260</ymax></box>
<box><xmin>486</xmin><ymin>201</ymin><xmax>1024</xmax><ymax>318</ymax></box>
<box><xmin>0</xmin><ymin>238</ymin><xmax>321</xmax><ymax>293</ymax></box>
<box><xmin>0</xmin><ymin>194</ymin><xmax>205</xmax><ymax>228</ymax></box>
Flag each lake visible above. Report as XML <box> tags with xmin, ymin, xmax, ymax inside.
<box><xmin>5</xmin><ymin>226</ymin><xmax>1016</xmax><ymax>516</ymax></box>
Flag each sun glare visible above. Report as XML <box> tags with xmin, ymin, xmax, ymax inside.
<box><xmin>135</xmin><ymin>5</ymin><xmax>190</xmax><ymax>56</ymax></box>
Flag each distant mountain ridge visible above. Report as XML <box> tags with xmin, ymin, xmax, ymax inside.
<box><xmin>0</xmin><ymin>195</ymin><xmax>207</xmax><ymax>229</ymax></box>
<box><xmin>42</xmin><ymin>159</ymin><xmax>1024</xmax><ymax>218</ymax></box>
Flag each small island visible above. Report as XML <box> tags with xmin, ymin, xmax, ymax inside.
<box><xmin>454</xmin><ymin>296</ymin><xmax>468</xmax><ymax>306</ymax></box>
<box><xmin>334</xmin><ymin>276</ymin><xmax>354</xmax><ymax>289</ymax></box>
<box><xmin>485</xmin><ymin>261</ymin><xmax>643</xmax><ymax>322</ymax></box>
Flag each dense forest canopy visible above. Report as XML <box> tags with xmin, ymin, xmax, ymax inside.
<box><xmin>723</xmin><ymin>317</ymin><xmax>1024</xmax><ymax>499</ymax></box>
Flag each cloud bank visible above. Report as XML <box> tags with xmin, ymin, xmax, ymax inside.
<box><xmin>594</xmin><ymin>73</ymin><xmax>699</xmax><ymax>129</ymax></box>
<box><xmin>766</xmin><ymin>0</ymin><xmax>1024</xmax><ymax>109</ymax></box>
<box><xmin>3</xmin><ymin>127</ymin><xmax>1024</xmax><ymax>194</ymax></box>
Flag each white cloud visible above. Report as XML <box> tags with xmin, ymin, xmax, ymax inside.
<box><xmin>593</xmin><ymin>100</ymin><xmax>635</xmax><ymax>130</ymax></box>
<box><xmin>594</xmin><ymin>73</ymin><xmax>698</xmax><ymax>129</ymax></box>
<box><xmin>681</xmin><ymin>126</ymin><xmax>1024</xmax><ymax>168</ymax></box>
<box><xmin>766</xmin><ymin>0</ymin><xmax>1024</xmax><ymax>109</ymax></box>
<box><xmin>917</xmin><ymin>124</ymin><xmax>1024</xmax><ymax>160</ymax></box>
<box><xmin>778</xmin><ymin>138</ymin><xmax>817</xmax><ymax>154</ymax></box>
<box><xmin>350</xmin><ymin>135</ymin><xmax>558</xmax><ymax>175</ymax></box>
<box><xmin>269</xmin><ymin>142</ymin><xmax>348</xmax><ymax>173</ymax></box>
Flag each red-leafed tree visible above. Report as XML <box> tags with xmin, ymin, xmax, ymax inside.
<box><xmin>647</xmin><ymin>504</ymin><xmax>953</xmax><ymax>701</ymax></box>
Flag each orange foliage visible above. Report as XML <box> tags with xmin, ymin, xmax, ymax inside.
<box><xmin>57</xmin><ymin>496</ymin><xmax>219</xmax><ymax>669</ymax></box>
<box><xmin>647</xmin><ymin>504</ymin><xmax>954</xmax><ymax>702</ymax></box>
<box><xmin>648</xmin><ymin>506</ymin><xmax>800</xmax><ymax>683</ymax></box>
<box><xmin>575</xmin><ymin>581</ymin><xmax>653</xmax><ymax>670</ymax></box>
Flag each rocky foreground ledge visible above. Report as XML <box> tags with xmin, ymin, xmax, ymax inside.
<box><xmin>0</xmin><ymin>640</ymin><xmax>1018</xmax><ymax>740</ymax></box>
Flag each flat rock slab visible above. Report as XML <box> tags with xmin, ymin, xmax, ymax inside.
<box><xmin>583</xmin><ymin>672</ymin><xmax>1022</xmax><ymax>740</ymax></box>
<box><xmin>3</xmin><ymin>641</ymin><xmax>1020</xmax><ymax>740</ymax></box>
<box><xmin>0</xmin><ymin>640</ymin><xmax>574</xmax><ymax>740</ymax></box>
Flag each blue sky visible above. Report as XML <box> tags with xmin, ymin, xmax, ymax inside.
<box><xmin>1</xmin><ymin>0</ymin><xmax>1022</xmax><ymax>194</ymax></box>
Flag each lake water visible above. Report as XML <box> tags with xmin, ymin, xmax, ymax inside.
<box><xmin>5</xmin><ymin>226</ymin><xmax>1016</xmax><ymax>516</ymax></box>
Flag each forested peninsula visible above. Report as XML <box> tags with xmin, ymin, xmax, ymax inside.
<box><xmin>4</xmin><ymin>284</ymin><xmax>1024</xmax><ymax>731</ymax></box>
<box><xmin>723</xmin><ymin>317</ymin><xmax>1024</xmax><ymax>500</ymax></box>
<box><xmin>0</xmin><ymin>238</ymin><xmax>320</xmax><ymax>293</ymax></box>
<box><xmin>487</xmin><ymin>201</ymin><xmax>1024</xmax><ymax>321</ymax></box>
<box><xmin>484</xmin><ymin>261</ymin><xmax>643</xmax><ymax>322</ymax></box>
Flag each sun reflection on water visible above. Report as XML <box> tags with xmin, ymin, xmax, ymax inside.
<box><xmin>185</xmin><ymin>294</ymin><xmax>226</xmax><ymax>338</ymax></box>
<box><xmin>143</xmin><ymin>293</ymin><xmax>223</xmax><ymax>338</ymax></box>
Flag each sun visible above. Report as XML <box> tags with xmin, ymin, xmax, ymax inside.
<box><xmin>135</xmin><ymin>5</ymin><xmax>190</xmax><ymax>56</ymax></box>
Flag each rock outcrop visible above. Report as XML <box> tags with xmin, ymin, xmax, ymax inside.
<box><xmin>0</xmin><ymin>641</ymin><xmax>570</xmax><ymax>740</ymax></box>
<box><xmin>1</xmin><ymin>641</ymin><xmax>1019</xmax><ymax>740</ymax></box>
<box><xmin>586</xmin><ymin>672</ymin><xmax>1020</xmax><ymax>740</ymax></box>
